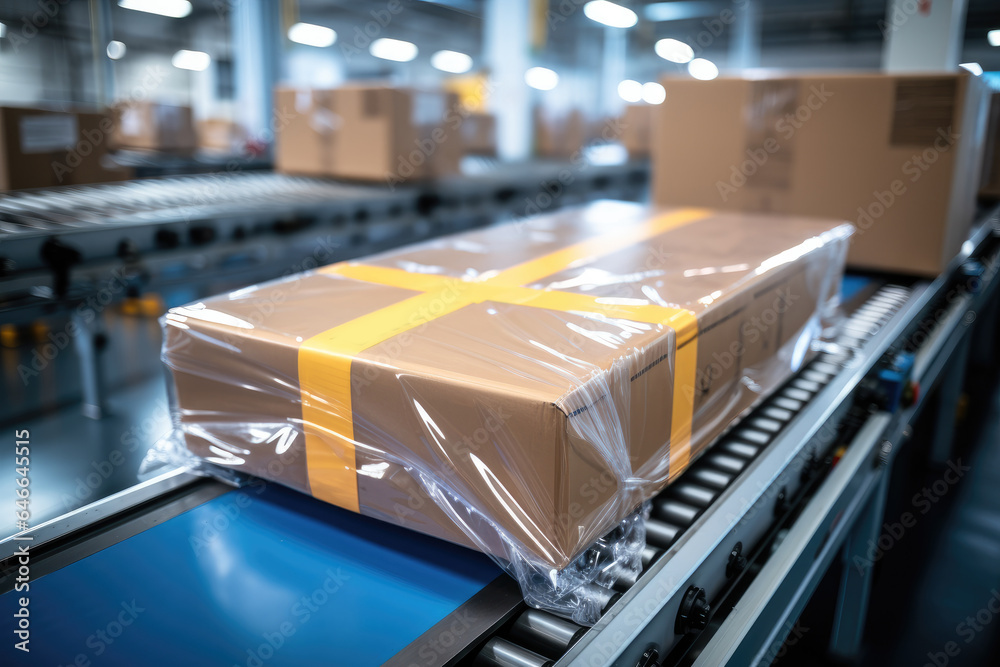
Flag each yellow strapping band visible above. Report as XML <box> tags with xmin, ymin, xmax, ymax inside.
<box><xmin>298</xmin><ymin>208</ymin><xmax>710</xmax><ymax>510</ymax></box>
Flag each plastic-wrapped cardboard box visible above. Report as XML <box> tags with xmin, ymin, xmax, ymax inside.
<box><xmin>0</xmin><ymin>106</ymin><xmax>132</xmax><ymax>191</ymax></box>
<box><xmin>274</xmin><ymin>85</ymin><xmax>461</xmax><ymax>183</ymax></box>
<box><xmin>159</xmin><ymin>200</ymin><xmax>849</xmax><ymax>583</ymax></box>
<box><xmin>653</xmin><ymin>72</ymin><xmax>991</xmax><ymax>276</ymax></box>
<box><xmin>111</xmin><ymin>101</ymin><xmax>197</xmax><ymax>154</ymax></box>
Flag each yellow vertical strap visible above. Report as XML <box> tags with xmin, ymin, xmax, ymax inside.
<box><xmin>299</xmin><ymin>281</ymin><xmax>471</xmax><ymax>511</ymax></box>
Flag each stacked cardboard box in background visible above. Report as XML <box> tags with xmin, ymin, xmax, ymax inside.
<box><xmin>0</xmin><ymin>106</ymin><xmax>132</xmax><ymax>191</ymax></box>
<box><xmin>652</xmin><ymin>72</ymin><xmax>991</xmax><ymax>276</ymax></box>
<box><xmin>534</xmin><ymin>107</ymin><xmax>591</xmax><ymax>159</ymax></box>
<box><xmin>460</xmin><ymin>112</ymin><xmax>496</xmax><ymax>156</ymax></box>
<box><xmin>620</xmin><ymin>104</ymin><xmax>652</xmax><ymax>158</ymax></box>
<box><xmin>979</xmin><ymin>91</ymin><xmax>1000</xmax><ymax>201</ymax></box>
<box><xmin>274</xmin><ymin>84</ymin><xmax>461</xmax><ymax>182</ymax></box>
<box><xmin>197</xmin><ymin>118</ymin><xmax>247</xmax><ymax>154</ymax></box>
<box><xmin>111</xmin><ymin>101</ymin><xmax>197</xmax><ymax>154</ymax></box>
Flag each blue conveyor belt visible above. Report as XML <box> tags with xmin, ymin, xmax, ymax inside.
<box><xmin>1</xmin><ymin>483</ymin><xmax>501</xmax><ymax>666</ymax></box>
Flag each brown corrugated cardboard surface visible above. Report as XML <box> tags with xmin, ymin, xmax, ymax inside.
<box><xmin>0</xmin><ymin>106</ymin><xmax>132</xmax><ymax>191</ymax></box>
<box><xmin>273</xmin><ymin>85</ymin><xmax>461</xmax><ymax>182</ymax></box>
<box><xmin>110</xmin><ymin>101</ymin><xmax>197</xmax><ymax>154</ymax></box>
<box><xmin>653</xmin><ymin>72</ymin><xmax>991</xmax><ymax>276</ymax></box>
<box><xmin>164</xmin><ymin>201</ymin><xmax>850</xmax><ymax>568</ymax></box>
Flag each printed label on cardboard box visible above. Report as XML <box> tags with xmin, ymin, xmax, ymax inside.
<box><xmin>19</xmin><ymin>114</ymin><xmax>77</xmax><ymax>153</ymax></box>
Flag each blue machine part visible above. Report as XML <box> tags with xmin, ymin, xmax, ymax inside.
<box><xmin>2</xmin><ymin>483</ymin><xmax>501</xmax><ymax>666</ymax></box>
<box><xmin>877</xmin><ymin>351</ymin><xmax>917</xmax><ymax>412</ymax></box>
<box><xmin>840</xmin><ymin>274</ymin><xmax>873</xmax><ymax>304</ymax></box>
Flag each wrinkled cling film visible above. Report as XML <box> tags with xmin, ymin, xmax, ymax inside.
<box><xmin>143</xmin><ymin>201</ymin><xmax>852</xmax><ymax>625</ymax></box>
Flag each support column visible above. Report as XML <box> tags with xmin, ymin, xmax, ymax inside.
<box><xmin>484</xmin><ymin>0</ymin><xmax>532</xmax><ymax>161</ymax></box>
<box><xmin>601</xmin><ymin>27</ymin><xmax>626</xmax><ymax>117</ymax></box>
<box><xmin>729</xmin><ymin>0</ymin><xmax>761</xmax><ymax>70</ymax></box>
<box><xmin>882</xmin><ymin>0</ymin><xmax>969</xmax><ymax>72</ymax></box>
<box><xmin>88</xmin><ymin>0</ymin><xmax>115</xmax><ymax>106</ymax></box>
<box><xmin>231</xmin><ymin>0</ymin><xmax>281</xmax><ymax>143</ymax></box>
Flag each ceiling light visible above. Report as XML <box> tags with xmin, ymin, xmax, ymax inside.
<box><xmin>369</xmin><ymin>38</ymin><xmax>418</xmax><ymax>62</ymax></box>
<box><xmin>655</xmin><ymin>38</ymin><xmax>694</xmax><ymax>64</ymax></box>
<box><xmin>688</xmin><ymin>58</ymin><xmax>718</xmax><ymax>80</ymax></box>
<box><xmin>642</xmin><ymin>82</ymin><xmax>666</xmax><ymax>104</ymax></box>
<box><xmin>118</xmin><ymin>0</ymin><xmax>192</xmax><ymax>19</ymax></box>
<box><xmin>288</xmin><ymin>22</ymin><xmax>336</xmax><ymax>48</ymax></box>
<box><xmin>618</xmin><ymin>79</ymin><xmax>643</xmax><ymax>103</ymax></box>
<box><xmin>525</xmin><ymin>67</ymin><xmax>559</xmax><ymax>91</ymax></box>
<box><xmin>959</xmin><ymin>62</ymin><xmax>983</xmax><ymax>76</ymax></box>
<box><xmin>106</xmin><ymin>40</ymin><xmax>126</xmax><ymax>60</ymax></box>
<box><xmin>431</xmin><ymin>50</ymin><xmax>473</xmax><ymax>74</ymax></box>
<box><xmin>172</xmin><ymin>50</ymin><xmax>210</xmax><ymax>71</ymax></box>
<box><xmin>583</xmin><ymin>1</ymin><xmax>638</xmax><ymax>29</ymax></box>
<box><xmin>988</xmin><ymin>29</ymin><xmax>1000</xmax><ymax>47</ymax></box>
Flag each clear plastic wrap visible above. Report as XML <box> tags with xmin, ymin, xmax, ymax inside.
<box><xmin>146</xmin><ymin>200</ymin><xmax>851</xmax><ymax>625</ymax></box>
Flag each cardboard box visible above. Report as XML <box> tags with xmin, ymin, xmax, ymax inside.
<box><xmin>653</xmin><ymin>72</ymin><xmax>991</xmax><ymax>276</ymax></box>
<box><xmin>198</xmin><ymin>118</ymin><xmax>246</xmax><ymax>154</ymax></box>
<box><xmin>535</xmin><ymin>107</ymin><xmax>591</xmax><ymax>159</ymax></box>
<box><xmin>979</xmin><ymin>92</ymin><xmax>1000</xmax><ymax>200</ymax></box>
<box><xmin>163</xmin><ymin>200</ymin><xmax>850</xmax><ymax>569</ymax></box>
<box><xmin>460</xmin><ymin>112</ymin><xmax>496</xmax><ymax>155</ymax></box>
<box><xmin>621</xmin><ymin>104</ymin><xmax>652</xmax><ymax>158</ymax></box>
<box><xmin>273</xmin><ymin>85</ymin><xmax>461</xmax><ymax>183</ymax></box>
<box><xmin>111</xmin><ymin>101</ymin><xmax>197</xmax><ymax>154</ymax></box>
<box><xmin>0</xmin><ymin>106</ymin><xmax>132</xmax><ymax>191</ymax></box>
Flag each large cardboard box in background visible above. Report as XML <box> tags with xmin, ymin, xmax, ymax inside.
<box><xmin>0</xmin><ymin>106</ymin><xmax>132</xmax><ymax>191</ymax></box>
<box><xmin>460</xmin><ymin>112</ymin><xmax>496</xmax><ymax>155</ymax></box>
<box><xmin>274</xmin><ymin>85</ymin><xmax>461</xmax><ymax>182</ymax></box>
<box><xmin>653</xmin><ymin>72</ymin><xmax>991</xmax><ymax>276</ymax></box>
<box><xmin>979</xmin><ymin>92</ymin><xmax>1000</xmax><ymax>200</ymax></box>
<box><xmin>197</xmin><ymin>118</ymin><xmax>246</xmax><ymax>154</ymax></box>
<box><xmin>535</xmin><ymin>107</ymin><xmax>590</xmax><ymax>159</ymax></box>
<box><xmin>163</xmin><ymin>201</ymin><xmax>850</xmax><ymax>568</ymax></box>
<box><xmin>621</xmin><ymin>104</ymin><xmax>652</xmax><ymax>158</ymax></box>
<box><xmin>111</xmin><ymin>101</ymin><xmax>197</xmax><ymax>154</ymax></box>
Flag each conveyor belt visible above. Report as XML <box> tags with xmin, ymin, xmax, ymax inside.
<box><xmin>2</xmin><ymin>211</ymin><xmax>995</xmax><ymax>666</ymax></box>
<box><xmin>0</xmin><ymin>483</ymin><xmax>501</xmax><ymax>665</ymax></box>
